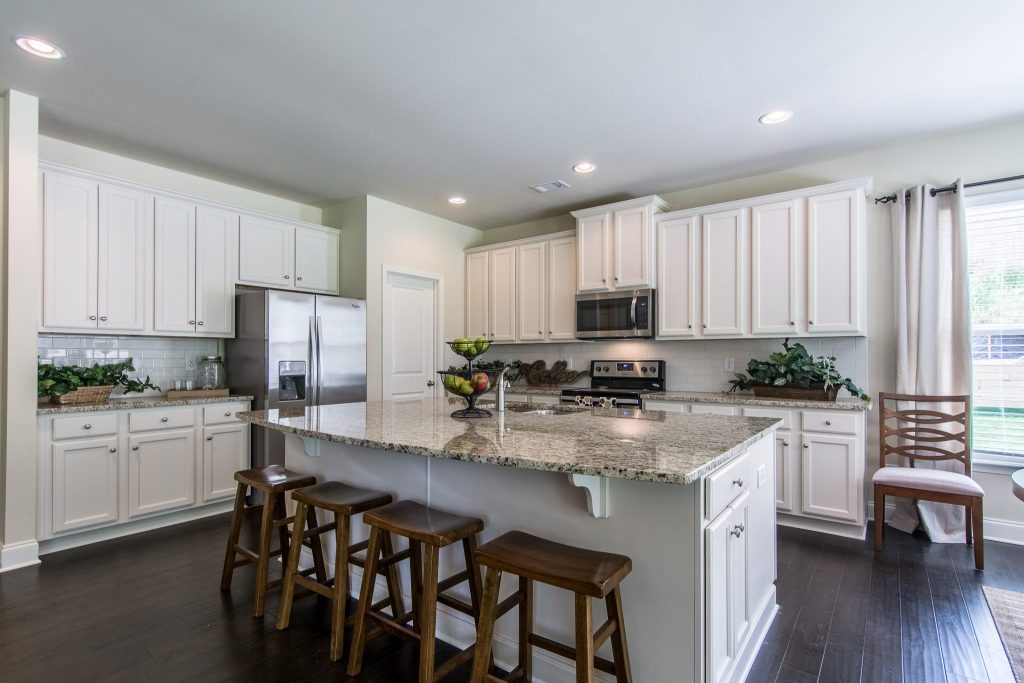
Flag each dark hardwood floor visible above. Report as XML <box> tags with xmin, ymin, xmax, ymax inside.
<box><xmin>0</xmin><ymin>513</ymin><xmax>1019</xmax><ymax>682</ymax></box>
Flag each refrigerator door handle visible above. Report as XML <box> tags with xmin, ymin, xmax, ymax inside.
<box><xmin>315</xmin><ymin>315</ymin><xmax>324</xmax><ymax>406</ymax></box>
<box><xmin>308</xmin><ymin>315</ymin><xmax>319</xmax><ymax>406</ymax></box>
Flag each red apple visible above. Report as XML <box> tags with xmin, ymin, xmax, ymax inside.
<box><xmin>470</xmin><ymin>372</ymin><xmax>490</xmax><ymax>393</ymax></box>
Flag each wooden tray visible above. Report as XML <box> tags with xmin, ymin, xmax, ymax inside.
<box><xmin>165</xmin><ymin>388</ymin><xmax>230</xmax><ymax>400</ymax></box>
<box><xmin>752</xmin><ymin>385</ymin><xmax>839</xmax><ymax>402</ymax></box>
<box><xmin>52</xmin><ymin>385</ymin><xmax>115</xmax><ymax>404</ymax></box>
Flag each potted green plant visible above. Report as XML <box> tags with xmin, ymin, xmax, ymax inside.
<box><xmin>38</xmin><ymin>358</ymin><xmax>159</xmax><ymax>404</ymax></box>
<box><xmin>727</xmin><ymin>339</ymin><xmax>869</xmax><ymax>402</ymax></box>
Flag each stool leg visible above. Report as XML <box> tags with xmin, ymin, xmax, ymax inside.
<box><xmin>220</xmin><ymin>482</ymin><xmax>247</xmax><ymax>591</ymax></box>
<box><xmin>330</xmin><ymin>511</ymin><xmax>351</xmax><ymax>662</ymax></box>
<box><xmin>380</xmin><ymin>532</ymin><xmax>405</xmax><ymax>619</ymax></box>
<box><xmin>347</xmin><ymin>526</ymin><xmax>383</xmax><ymax>677</ymax></box>
<box><xmin>274</xmin><ymin>492</ymin><xmax>290</xmax><ymax>563</ymax></box>
<box><xmin>574</xmin><ymin>594</ymin><xmax>595</xmax><ymax>683</ymax></box>
<box><xmin>463</xmin><ymin>535</ymin><xmax>494</xmax><ymax>672</ymax></box>
<box><xmin>418</xmin><ymin>544</ymin><xmax>441</xmax><ymax>683</ymax></box>
<box><xmin>307</xmin><ymin>504</ymin><xmax>328</xmax><ymax>584</ymax></box>
<box><xmin>410</xmin><ymin>540</ymin><xmax>423</xmax><ymax>632</ymax></box>
<box><xmin>253</xmin><ymin>490</ymin><xmax>278</xmax><ymax>618</ymax></box>
<box><xmin>605</xmin><ymin>587</ymin><xmax>632</xmax><ymax>683</ymax></box>
<box><xmin>470</xmin><ymin>566</ymin><xmax>502</xmax><ymax>683</ymax></box>
<box><xmin>276</xmin><ymin>500</ymin><xmax>308</xmax><ymax>630</ymax></box>
<box><xmin>519</xmin><ymin>576</ymin><xmax>533</xmax><ymax>681</ymax></box>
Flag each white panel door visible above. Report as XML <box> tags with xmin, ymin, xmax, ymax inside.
<box><xmin>383</xmin><ymin>271</ymin><xmax>438</xmax><ymax>400</ymax></box>
<box><xmin>774</xmin><ymin>431</ymin><xmax>794</xmax><ymax>512</ymax></box>
<box><xmin>52</xmin><ymin>437</ymin><xmax>119</xmax><ymax>534</ymax></box>
<box><xmin>238</xmin><ymin>215</ymin><xmax>294</xmax><ymax>288</ymax></box>
<box><xmin>202</xmin><ymin>424</ymin><xmax>247</xmax><ymax>502</ymax></box>
<box><xmin>517</xmin><ymin>241</ymin><xmax>546</xmax><ymax>341</ymax></box>
<box><xmin>706</xmin><ymin>506</ymin><xmax>734</xmax><ymax>683</ymax></box>
<box><xmin>577</xmin><ymin>213</ymin><xmax>610</xmax><ymax>292</ymax></box>
<box><xmin>97</xmin><ymin>184</ymin><xmax>150</xmax><ymax>331</ymax></box>
<box><xmin>465</xmin><ymin>251</ymin><xmax>489</xmax><ymax>338</ymax></box>
<box><xmin>195</xmin><ymin>204</ymin><xmax>236</xmax><ymax>336</ymax></box>
<box><xmin>294</xmin><ymin>224</ymin><xmax>340</xmax><ymax>294</ymax></box>
<box><xmin>128</xmin><ymin>429</ymin><xmax>195</xmax><ymax>518</ymax></box>
<box><xmin>800</xmin><ymin>433</ymin><xmax>859</xmax><ymax>522</ymax></box>
<box><xmin>547</xmin><ymin>236</ymin><xmax>577</xmax><ymax>340</ymax></box>
<box><xmin>728</xmin><ymin>494</ymin><xmax>751</xmax><ymax>654</ymax></box>
<box><xmin>657</xmin><ymin>216</ymin><xmax>698</xmax><ymax>337</ymax></box>
<box><xmin>751</xmin><ymin>199</ymin><xmax>800</xmax><ymax>336</ymax></box>
<box><xmin>613</xmin><ymin>205</ymin><xmax>650</xmax><ymax>288</ymax></box>
<box><xmin>42</xmin><ymin>172</ymin><xmax>99</xmax><ymax>330</ymax></box>
<box><xmin>489</xmin><ymin>246</ymin><xmax>517</xmax><ymax>342</ymax></box>
<box><xmin>154</xmin><ymin>196</ymin><xmax>197</xmax><ymax>333</ymax></box>
<box><xmin>807</xmin><ymin>190</ymin><xmax>863</xmax><ymax>333</ymax></box>
<box><xmin>702</xmin><ymin>209</ymin><xmax>748</xmax><ymax>336</ymax></box>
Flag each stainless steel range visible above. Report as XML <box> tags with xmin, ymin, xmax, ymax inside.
<box><xmin>560</xmin><ymin>360</ymin><xmax>666</xmax><ymax>407</ymax></box>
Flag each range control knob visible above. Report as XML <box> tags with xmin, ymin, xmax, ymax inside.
<box><xmin>641</xmin><ymin>366</ymin><xmax>647</xmax><ymax>373</ymax></box>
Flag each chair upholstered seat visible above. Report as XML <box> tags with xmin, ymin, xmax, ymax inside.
<box><xmin>872</xmin><ymin>465</ymin><xmax>984</xmax><ymax>497</ymax></box>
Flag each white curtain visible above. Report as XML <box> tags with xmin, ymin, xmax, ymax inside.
<box><xmin>888</xmin><ymin>181</ymin><xmax>973</xmax><ymax>543</ymax></box>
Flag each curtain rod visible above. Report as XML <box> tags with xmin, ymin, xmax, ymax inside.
<box><xmin>874</xmin><ymin>173</ymin><xmax>1024</xmax><ymax>204</ymax></box>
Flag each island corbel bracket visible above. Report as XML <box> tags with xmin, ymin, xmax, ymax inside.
<box><xmin>569</xmin><ymin>473</ymin><xmax>610</xmax><ymax>518</ymax></box>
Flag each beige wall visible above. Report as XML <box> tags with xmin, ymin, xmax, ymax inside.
<box><xmin>474</xmin><ymin>118</ymin><xmax>1024</xmax><ymax>536</ymax></box>
<box><xmin>322</xmin><ymin>196</ymin><xmax>368</xmax><ymax>299</ymax></box>
<box><xmin>0</xmin><ymin>93</ymin><xmax>6</xmax><ymax>542</ymax></box>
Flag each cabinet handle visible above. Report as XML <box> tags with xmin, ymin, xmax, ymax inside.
<box><xmin>539</xmin><ymin>330</ymin><xmax>543</xmax><ymax>335</ymax></box>
<box><xmin>100</xmin><ymin>316</ymin><xmax>108</xmax><ymax>321</ymax></box>
<box><xmin>189</xmin><ymin>320</ymin><xmax>196</xmax><ymax>325</ymax></box>
<box><xmin>132</xmin><ymin>445</ymin><xmax>140</xmax><ymax>451</ymax></box>
<box><xmin>602</xmin><ymin>278</ymin><xmax>606</xmax><ymax>283</ymax></box>
<box><xmin>198</xmin><ymin>321</ymin><xmax>204</xmax><ymax>326</ymax></box>
<box><xmin>206</xmin><ymin>435</ymin><xmax>213</xmax><ymax>441</ymax></box>
<box><xmin>809</xmin><ymin>320</ymin><xmax>815</xmax><ymax>325</ymax></box>
<box><xmin>790</xmin><ymin>321</ymin><xmax>795</xmax><ymax>325</ymax></box>
<box><xmin>803</xmin><ymin>443</ymin><xmax>809</xmax><ymax>449</ymax></box>
<box><xmin>730</xmin><ymin>525</ymin><xmax>744</xmax><ymax>538</ymax></box>
<box><xmin>783</xmin><ymin>441</ymin><xmax>790</xmax><ymax>447</ymax></box>
<box><xmin>284</xmin><ymin>274</ymin><xmax>290</xmax><ymax>279</ymax></box>
<box><xmin>109</xmin><ymin>447</ymin><xmax>117</xmax><ymax>453</ymax></box>
<box><xmin>297</xmin><ymin>276</ymin><xmax>303</xmax><ymax>281</ymax></box>
<box><xmin>825</xmin><ymin>420</ymin><xmax>832</xmax><ymax>426</ymax></box>
<box><xmin>614</xmin><ymin>276</ymin><xmax>618</xmax><ymax>281</ymax></box>
<box><xmin>548</xmin><ymin>330</ymin><xmax>553</xmax><ymax>335</ymax></box>
<box><xmin>83</xmin><ymin>424</ymin><xmax>92</xmax><ymax>430</ymax></box>
<box><xmin>89</xmin><ymin>315</ymin><xmax>97</xmax><ymax>321</ymax></box>
<box><xmin>732</xmin><ymin>478</ymin><xmax>744</xmax><ymax>487</ymax></box>
<box><xmin>225</xmin><ymin>411</ymin><xmax>232</xmax><ymax>417</ymax></box>
<box><xmin>161</xmin><ymin>417</ymin><xmax>169</xmax><ymax>422</ymax></box>
<box><xmin>702</xmin><ymin>324</ymin><xmax>707</xmax><ymax>329</ymax></box>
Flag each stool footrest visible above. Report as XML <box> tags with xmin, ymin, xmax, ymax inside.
<box><xmin>432</xmin><ymin>645</ymin><xmax>476</xmax><ymax>681</ymax></box>
<box><xmin>436</xmin><ymin>569</ymin><xmax>470</xmax><ymax>594</ymax></box>
<box><xmin>494</xmin><ymin>590</ymin><xmax>525</xmax><ymax>619</ymax></box>
<box><xmin>436</xmin><ymin>592</ymin><xmax>475</xmax><ymax>617</ymax></box>
<box><xmin>368</xmin><ymin>609</ymin><xmax>421</xmax><ymax>643</ymax></box>
<box><xmin>294</xmin><ymin>573</ymin><xmax>336</xmax><ymax>599</ymax></box>
<box><xmin>528</xmin><ymin>633</ymin><xmax>618</xmax><ymax>676</ymax></box>
<box><xmin>592</xmin><ymin>618</ymin><xmax>618</xmax><ymax>650</ymax></box>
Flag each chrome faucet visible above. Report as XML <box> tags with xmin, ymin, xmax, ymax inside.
<box><xmin>495</xmin><ymin>366</ymin><xmax>512</xmax><ymax>412</ymax></box>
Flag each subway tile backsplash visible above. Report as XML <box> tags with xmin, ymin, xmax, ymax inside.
<box><xmin>38</xmin><ymin>335</ymin><xmax>221</xmax><ymax>397</ymax></box>
<box><xmin>486</xmin><ymin>337</ymin><xmax>869</xmax><ymax>394</ymax></box>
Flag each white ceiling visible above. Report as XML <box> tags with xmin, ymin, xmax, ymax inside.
<box><xmin>2</xmin><ymin>1</ymin><xmax>1023</xmax><ymax>228</ymax></box>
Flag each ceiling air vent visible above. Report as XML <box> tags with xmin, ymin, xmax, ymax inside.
<box><xmin>530</xmin><ymin>179</ymin><xmax>571</xmax><ymax>193</ymax></box>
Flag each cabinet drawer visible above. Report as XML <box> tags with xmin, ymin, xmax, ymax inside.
<box><xmin>643</xmin><ymin>401</ymin><xmax>689</xmax><ymax>413</ymax></box>
<box><xmin>802</xmin><ymin>410</ymin><xmax>858</xmax><ymax>435</ymax></box>
<box><xmin>706</xmin><ymin>454</ymin><xmax>752</xmax><ymax>521</ymax></box>
<box><xmin>203</xmin><ymin>403</ymin><xmax>248</xmax><ymax>425</ymax></box>
<box><xmin>129</xmin><ymin>407</ymin><xmax>196</xmax><ymax>432</ymax></box>
<box><xmin>692</xmin><ymin>404</ymin><xmax>738</xmax><ymax>416</ymax></box>
<box><xmin>742</xmin><ymin>407</ymin><xmax>794</xmax><ymax>430</ymax></box>
<box><xmin>53</xmin><ymin>413</ymin><xmax>119</xmax><ymax>440</ymax></box>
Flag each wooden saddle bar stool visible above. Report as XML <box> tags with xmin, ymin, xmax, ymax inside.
<box><xmin>874</xmin><ymin>392</ymin><xmax>985</xmax><ymax>570</ymax></box>
<box><xmin>347</xmin><ymin>500</ymin><xmax>487</xmax><ymax>682</ymax></box>
<box><xmin>471</xmin><ymin>530</ymin><xmax>633</xmax><ymax>683</ymax></box>
<box><xmin>220</xmin><ymin>465</ymin><xmax>327</xmax><ymax>617</ymax></box>
<box><xmin>276</xmin><ymin>481</ymin><xmax>404</xmax><ymax>662</ymax></box>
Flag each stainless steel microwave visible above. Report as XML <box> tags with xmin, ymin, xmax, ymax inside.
<box><xmin>575</xmin><ymin>289</ymin><xmax>655</xmax><ymax>339</ymax></box>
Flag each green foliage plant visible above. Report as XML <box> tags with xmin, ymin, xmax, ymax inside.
<box><xmin>38</xmin><ymin>358</ymin><xmax>160</xmax><ymax>400</ymax></box>
<box><xmin>727</xmin><ymin>339</ymin><xmax>869</xmax><ymax>401</ymax></box>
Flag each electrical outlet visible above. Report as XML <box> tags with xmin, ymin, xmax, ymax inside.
<box><xmin>723</xmin><ymin>357</ymin><xmax>735</xmax><ymax>372</ymax></box>
<box><xmin>757</xmin><ymin>464</ymin><xmax>767</xmax><ymax>488</ymax></box>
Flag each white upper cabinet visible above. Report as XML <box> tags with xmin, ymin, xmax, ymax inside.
<box><xmin>98</xmin><ymin>185</ymin><xmax>151</xmax><ymax>331</ymax></box>
<box><xmin>465</xmin><ymin>251</ymin><xmax>489</xmax><ymax>339</ymax></box>
<box><xmin>195</xmin><ymin>205</ymin><xmax>237</xmax><ymax>335</ymax></box>
<box><xmin>656</xmin><ymin>215</ymin><xmax>698</xmax><ymax>337</ymax></box>
<box><xmin>294</xmin><ymin>225</ymin><xmax>340</xmax><ymax>293</ymax></box>
<box><xmin>489</xmin><ymin>246</ymin><xmax>517</xmax><ymax>342</ymax></box>
<box><xmin>807</xmin><ymin>189</ymin><xmax>865</xmax><ymax>334</ymax></box>
<box><xmin>547</xmin><ymin>236</ymin><xmax>577</xmax><ymax>340</ymax></box>
<box><xmin>573</xmin><ymin>196</ymin><xmax>667</xmax><ymax>292</ymax></box>
<box><xmin>238</xmin><ymin>215</ymin><xmax>294</xmax><ymax>288</ymax></box>
<box><xmin>701</xmin><ymin>208</ymin><xmax>749</xmax><ymax>337</ymax></box>
<box><xmin>42</xmin><ymin>172</ymin><xmax>100</xmax><ymax>330</ymax></box>
<box><xmin>751</xmin><ymin>199</ymin><xmax>801</xmax><ymax>336</ymax></box>
<box><xmin>517</xmin><ymin>241</ymin><xmax>546</xmax><ymax>342</ymax></box>
<box><xmin>154</xmin><ymin>196</ymin><xmax>197</xmax><ymax>334</ymax></box>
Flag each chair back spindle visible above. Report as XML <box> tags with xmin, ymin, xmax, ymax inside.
<box><xmin>878</xmin><ymin>392</ymin><xmax>972</xmax><ymax>476</ymax></box>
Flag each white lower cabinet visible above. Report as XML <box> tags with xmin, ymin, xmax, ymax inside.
<box><xmin>800</xmin><ymin>433</ymin><xmax>860</xmax><ymax>522</ymax></box>
<box><xmin>128</xmin><ymin>429</ymin><xmax>195</xmax><ymax>518</ymax></box>
<box><xmin>52</xmin><ymin>437</ymin><xmax>120</xmax><ymax>534</ymax></box>
<box><xmin>203</xmin><ymin>424</ymin><xmax>248</xmax><ymax>502</ymax></box>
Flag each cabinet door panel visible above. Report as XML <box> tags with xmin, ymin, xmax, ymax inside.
<box><xmin>702</xmin><ymin>209</ymin><xmax>748</xmax><ymax>336</ymax></box>
<box><xmin>801</xmin><ymin>433</ymin><xmax>859</xmax><ymax>522</ymax></box>
<box><xmin>98</xmin><ymin>185</ymin><xmax>150</xmax><ymax>331</ymax></box>
<box><xmin>195</xmin><ymin>205</ymin><xmax>236</xmax><ymax>336</ymax></box>
<box><xmin>294</xmin><ymin>225</ymin><xmax>339</xmax><ymax>293</ymax></box>
<box><xmin>547</xmin><ymin>237</ymin><xmax>577</xmax><ymax>340</ymax></box>
<box><xmin>577</xmin><ymin>213</ymin><xmax>610</xmax><ymax>291</ymax></box>
<box><xmin>613</xmin><ymin>205</ymin><xmax>650</xmax><ymax>288</ymax></box>
<box><xmin>128</xmin><ymin>429</ymin><xmax>195</xmax><ymax>517</ymax></box>
<box><xmin>154</xmin><ymin>196</ymin><xmax>197</xmax><ymax>333</ymax></box>
<box><xmin>517</xmin><ymin>242</ymin><xmax>546</xmax><ymax>341</ymax></box>
<box><xmin>706</xmin><ymin>508</ymin><xmax>734</xmax><ymax>683</ymax></box>
<box><xmin>751</xmin><ymin>199</ymin><xmax>800</xmax><ymax>335</ymax></box>
<box><xmin>657</xmin><ymin>216</ymin><xmax>697</xmax><ymax>337</ymax></box>
<box><xmin>807</xmin><ymin>190</ymin><xmax>863</xmax><ymax>333</ymax></box>
<box><xmin>465</xmin><ymin>251</ymin><xmax>489</xmax><ymax>338</ymax></box>
<box><xmin>238</xmin><ymin>215</ymin><xmax>294</xmax><ymax>287</ymax></box>
<box><xmin>489</xmin><ymin>247</ymin><xmax>517</xmax><ymax>342</ymax></box>
<box><xmin>42</xmin><ymin>172</ymin><xmax>99</xmax><ymax>330</ymax></box>
<box><xmin>774</xmin><ymin>432</ymin><xmax>794</xmax><ymax>512</ymax></box>
<box><xmin>203</xmin><ymin>424</ymin><xmax>247</xmax><ymax>502</ymax></box>
<box><xmin>52</xmin><ymin>437</ymin><xmax>119</xmax><ymax>533</ymax></box>
<box><xmin>730</xmin><ymin>494</ymin><xmax>751</xmax><ymax>653</ymax></box>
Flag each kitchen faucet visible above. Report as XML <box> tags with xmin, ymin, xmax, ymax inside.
<box><xmin>495</xmin><ymin>366</ymin><xmax>511</xmax><ymax>412</ymax></box>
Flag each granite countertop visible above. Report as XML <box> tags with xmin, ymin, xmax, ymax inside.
<box><xmin>236</xmin><ymin>398</ymin><xmax>780</xmax><ymax>486</ymax></box>
<box><xmin>642</xmin><ymin>391</ymin><xmax>872</xmax><ymax>411</ymax></box>
<box><xmin>38</xmin><ymin>395</ymin><xmax>255</xmax><ymax>415</ymax></box>
<box><xmin>503</xmin><ymin>385</ymin><xmax>568</xmax><ymax>396</ymax></box>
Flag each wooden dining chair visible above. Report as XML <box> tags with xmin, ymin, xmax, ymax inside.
<box><xmin>873</xmin><ymin>392</ymin><xmax>985</xmax><ymax>569</ymax></box>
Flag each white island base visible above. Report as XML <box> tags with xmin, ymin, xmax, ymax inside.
<box><xmin>281</xmin><ymin>431</ymin><xmax>777</xmax><ymax>683</ymax></box>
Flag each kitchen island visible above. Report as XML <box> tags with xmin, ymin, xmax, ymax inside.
<box><xmin>238</xmin><ymin>399</ymin><xmax>780</xmax><ymax>683</ymax></box>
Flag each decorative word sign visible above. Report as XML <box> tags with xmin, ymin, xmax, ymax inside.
<box><xmin>519</xmin><ymin>360</ymin><xmax>589</xmax><ymax>386</ymax></box>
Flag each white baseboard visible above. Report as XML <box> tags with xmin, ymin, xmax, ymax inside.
<box><xmin>0</xmin><ymin>540</ymin><xmax>41</xmax><ymax>572</ymax></box>
<box><xmin>776</xmin><ymin>513</ymin><xmax>866</xmax><ymax>540</ymax></box>
<box><xmin>867</xmin><ymin>500</ymin><xmax>1024</xmax><ymax>546</ymax></box>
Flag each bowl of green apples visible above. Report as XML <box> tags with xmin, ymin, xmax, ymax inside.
<box><xmin>447</xmin><ymin>337</ymin><xmax>492</xmax><ymax>360</ymax></box>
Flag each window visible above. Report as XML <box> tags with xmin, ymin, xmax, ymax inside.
<box><xmin>967</xmin><ymin>192</ymin><xmax>1024</xmax><ymax>458</ymax></box>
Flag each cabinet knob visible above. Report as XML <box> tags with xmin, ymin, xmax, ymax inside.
<box><xmin>206</xmin><ymin>435</ymin><xmax>213</xmax><ymax>441</ymax></box>
<box><xmin>790</xmin><ymin>321</ymin><xmax>795</xmax><ymax>325</ymax></box>
<box><xmin>224</xmin><ymin>411</ymin><xmax>232</xmax><ymax>417</ymax></box>
<box><xmin>602</xmin><ymin>278</ymin><xmax>606</xmax><ymax>283</ymax></box>
<box><xmin>100</xmin><ymin>316</ymin><xmax>108</xmax><ymax>321</ymax></box>
<box><xmin>284</xmin><ymin>274</ymin><xmax>290</xmax><ymax>279</ymax></box>
<box><xmin>803</xmin><ymin>443</ymin><xmax>809</xmax><ymax>449</ymax></box>
<box><xmin>539</xmin><ymin>330</ymin><xmax>543</xmax><ymax>335</ymax></box>
<box><xmin>783</xmin><ymin>441</ymin><xmax>790</xmax><ymax>447</ymax></box>
<box><xmin>189</xmin><ymin>320</ymin><xmax>196</xmax><ymax>325</ymax></box>
<box><xmin>702</xmin><ymin>324</ymin><xmax>707</xmax><ymax>329</ymax></box>
<box><xmin>198</xmin><ymin>321</ymin><xmax>204</xmax><ymax>326</ymax></box>
<box><xmin>614</xmin><ymin>276</ymin><xmax>618</xmax><ymax>281</ymax></box>
<box><xmin>83</xmin><ymin>424</ymin><xmax>92</xmax><ymax>430</ymax></box>
<box><xmin>89</xmin><ymin>315</ymin><xmax>97</xmax><ymax>321</ymax></box>
<box><xmin>732</xmin><ymin>478</ymin><xmax>744</xmax><ymax>487</ymax></box>
<box><xmin>548</xmin><ymin>330</ymin><xmax>553</xmax><ymax>335</ymax></box>
<box><xmin>297</xmin><ymin>276</ymin><xmax>303</xmax><ymax>281</ymax></box>
<box><xmin>161</xmin><ymin>417</ymin><xmax>169</xmax><ymax>422</ymax></box>
<box><xmin>687</xmin><ymin>324</ymin><xmax>692</xmax><ymax>329</ymax></box>
<box><xmin>730</xmin><ymin>524</ymin><xmax>744</xmax><ymax>537</ymax></box>
<box><xmin>132</xmin><ymin>445</ymin><xmax>140</xmax><ymax>451</ymax></box>
<box><xmin>809</xmin><ymin>320</ymin><xmax>815</xmax><ymax>325</ymax></box>
<box><xmin>109</xmin><ymin>447</ymin><xmax>117</xmax><ymax>453</ymax></box>
<box><xmin>825</xmin><ymin>420</ymin><xmax>832</xmax><ymax>426</ymax></box>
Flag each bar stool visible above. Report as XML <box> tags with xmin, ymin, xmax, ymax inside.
<box><xmin>470</xmin><ymin>531</ymin><xmax>633</xmax><ymax>683</ymax></box>
<box><xmin>347</xmin><ymin>500</ymin><xmax>486</xmax><ymax>682</ymax></box>
<box><xmin>276</xmin><ymin>481</ymin><xmax>403</xmax><ymax>662</ymax></box>
<box><xmin>219</xmin><ymin>465</ymin><xmax>326</xmax><ymax>617</ymax></box>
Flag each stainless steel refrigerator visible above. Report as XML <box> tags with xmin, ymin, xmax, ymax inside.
<box><xmin>226</xmin><ymin>289</ymin><xmax>366</xmax><ymax>470</ymax></box>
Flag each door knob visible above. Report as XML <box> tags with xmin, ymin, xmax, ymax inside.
<box><xmin>426</xmin><ymin>380</ymin><xmax>435</xmax><ymax>387</ymax></box>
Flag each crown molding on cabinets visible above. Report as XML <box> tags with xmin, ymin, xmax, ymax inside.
<box><xmin>657</xmin><ymin>177</ymin><xmax>874</xmax><ymax>221</ymax></box>
<box><xmin>464</xmin><ymin>230</ymin><xmax>575</xmax><ymax>254</ymax></box>
<box><xmin>570</xmin><ymin>195</ymin><xmax>670</xmax><ymax>219</ymax></box>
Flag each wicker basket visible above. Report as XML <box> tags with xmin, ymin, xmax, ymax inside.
<box><xmin>751</xmin><ymin>384</ymin><xmax>839</xmax><ymax>402</ymax></box>
<box><xmin>51</xmin><ymin>384</ymin><xmax>115</xmax><ymax>405</ymax></box>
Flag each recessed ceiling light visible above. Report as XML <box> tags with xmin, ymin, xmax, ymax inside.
<box><xmin>758</xmin><ymin>110</ymin><xmax>792</xmax><ymax>125</ymax></box>
<box><xmin>448</xmin><ymin>196</ymin><xmax>466</xmax><ymax>205</ymax></box>
<box><xmin>13</xmin><ymin>35</ymin><xmax>65</xmax><ymax>59</ymax></box>
<box><xmin>572</xmin><ymin>162</ymin><xmax>597</xmax><ymax>174</ymax></box>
